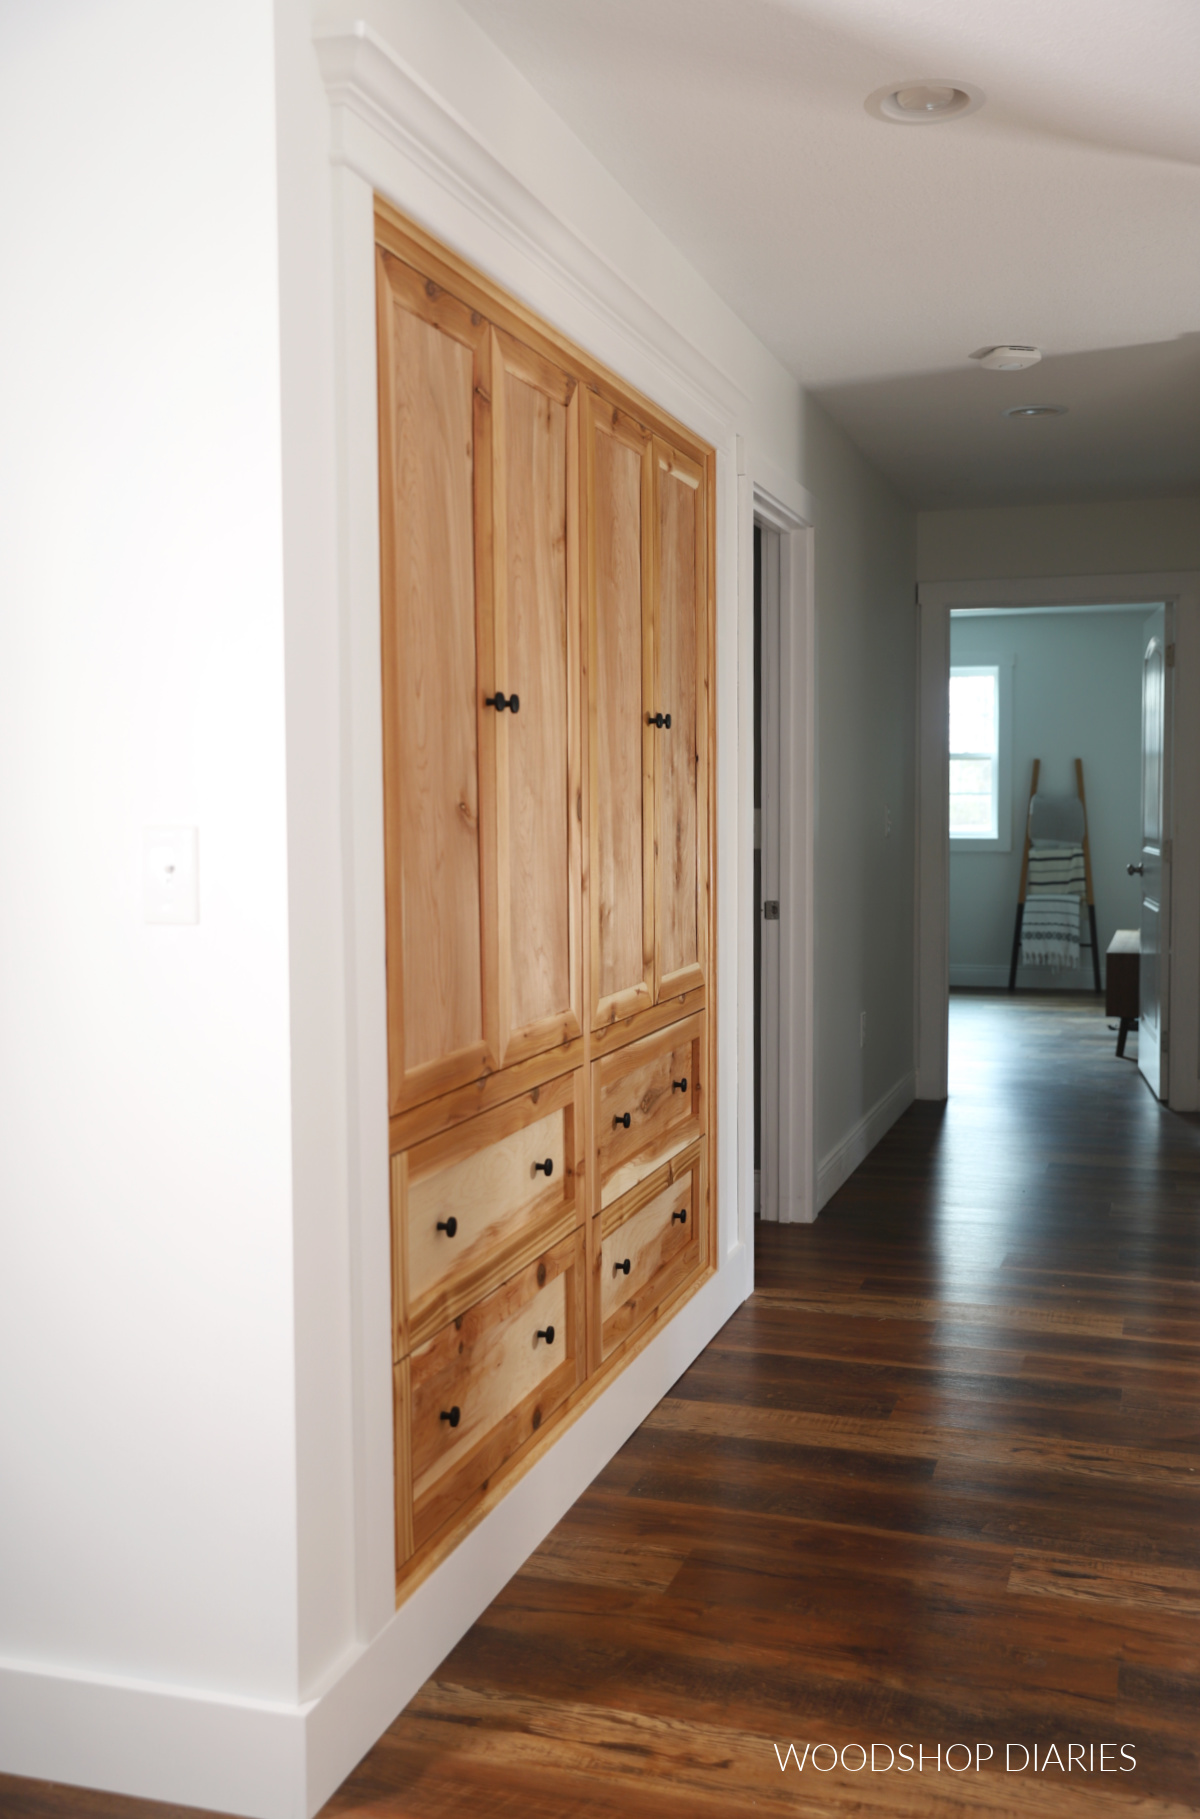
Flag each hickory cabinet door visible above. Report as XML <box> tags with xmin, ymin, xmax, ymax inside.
<box><xmin>652</xmin><ymin>440</ymin><xmax>708</xmax><ymax>1000</ymax></box>
<box><xmin>377</xmin><ymin>249</ymin><xmax>499</xmax><ymax>1114</ymax></box>
<box><xmin>586</xmin><ymin>394</ymin><xmax>655</xmax><ymax>1030</ymax></box>
<box><xmin>490</xmin><ymin>330</ymin><xmax>583</xmax><ymax>1067</ymax></box>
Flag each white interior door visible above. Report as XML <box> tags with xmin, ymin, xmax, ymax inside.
<box><xmin>1134</xmin><ymin>606</ymin><xmax>1171</xmax><ymax>1099</ymax></box>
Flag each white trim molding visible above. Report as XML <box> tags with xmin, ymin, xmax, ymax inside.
<box><xmin>817</xmin><ymin>1071</ymin><xmax>916</xmax><ymax>1212</ymax></box>
<box><xmin>314</xmin><ymin>24</ymin><xmax>746</xmax><ymax>448</ymax></box>
<box><xmin>744</xmin><ymin>443</ymin><xmax>817</xmax><ymax>1225</ymax></box>
<box><xmin>917</xmin><ymin>573</ymin><xmax>1200</xmax><ymax>1113</ymax></box>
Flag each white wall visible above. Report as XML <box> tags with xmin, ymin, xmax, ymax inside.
<box><xmin>919</xmin><ymin>495</ymin><xmax>1200</xmax><ymax>582</ymax></box>
<box><xmin>0</xmin><ymin>0</ymin><xmax>301</xmax><ymax>1706</ymax></box>
<box><xmin>949</xmin><ymin>612</ymin><xmax>1147</xmax><ymax>989</ymax></box>
<box><xmin>804</xmin><ymin>400</ymin><xmax>917</xmax><ymax>1200</ymax></box>
<box><xmin>0</xmin><ymin>1</ymin><xmax>920</xmax><ymax>1811</ymax></box>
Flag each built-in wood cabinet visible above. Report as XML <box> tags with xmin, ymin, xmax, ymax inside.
<box><xmin>376</xmin><ymin>200</ymin><xmax>716</xmax><ymax>1598</ymax></box>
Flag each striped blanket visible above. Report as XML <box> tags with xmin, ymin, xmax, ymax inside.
<box><xmin>1021</xmin><ymin>894</ymin><xmax>1080</xmax><ymax>969</ymax></box>
<box><xmin>1027</xmin><ymin>840</ymin><xmax>1086</xmax><ymax>896</ymax></box>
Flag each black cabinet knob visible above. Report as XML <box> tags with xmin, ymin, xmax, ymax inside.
<box><xmin>672</xmin><ymin>1077</ymin><xmax>688</xmax><ymax>1093</ymax></box>
<box><xmin>672</xmin><ymin>1208</ymin><xmax>688</xmax><ymax>1224</ymax></box>
<box><xmin>614</xmin><ymin>1112</ymin><xmax>631</xmax><ymax>1129</ymax></box>
<box><xmin>440</xmin><ymin>1406</ymin><xmax>461</xmax><ymax>1428</ymax></box>
<box><xmin>437</xmin><ymin>1217</ymin><xmax>458</xmax><ymax>1238</ymax></box>
<box><xmin>534</xmin><ymin>1157</ymin><xmax>554</xmax><ymax>1176</ymax></box>
<box><xmin>485</xmin><ymin>691</ymin><xmax>520</xmax><ymax>713</ymax></box>
<box><xmin>648</xmin><ymin>711</ymin><xmax>672</xmax><ymax>729</ymax></box>
<box><xmin>614</xmin><ymin>1258</ymin><xmax>631</xmax><ymax>1276</ymax></box>
<box><xmin>536</xmin><ymin>1326</ymin><xmax>555</xmax><ymax>1345</ymax></box>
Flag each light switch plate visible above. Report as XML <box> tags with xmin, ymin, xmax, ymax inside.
<box><xmin>143</xmin><ymin>826</ymin><xmax>199</xmax><ymax>924</ymax></box>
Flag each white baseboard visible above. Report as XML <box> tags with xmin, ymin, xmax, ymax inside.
<box><xmin>0</xmin><ymin>1254</ymin><xmax>749</xmax><ymax>1819</ymax></box>
<box><xmin>816</xmin><ymin>1071</ymin><xmax>915</xmax><ymax>1213</ymax></box>
<box><xmin>950</xmin><ymin>962</ymin><xmax>1102</xmax><ymax>990</ymax></box>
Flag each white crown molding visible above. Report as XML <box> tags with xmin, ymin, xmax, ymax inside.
<box><xmin>314</xmin><ymin>23</ymin><xmax>746</xmax><ymax>440</ymax></box>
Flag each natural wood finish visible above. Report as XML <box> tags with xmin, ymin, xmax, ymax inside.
<box><xmin>388</xmin><ymin>1035</ymin><xmax>585</xmax><ymax>1154</ymax></box>
<box><xmin>394</xmin><ymin>1071</ymin><xmax>585</xmax><ymax>1352</ymax></box>
<box><xmin>374</xmin><ymin>204</ymin><xmax>719</xmax><ymax>1622</ymax></box>
<box><xmin>375</xmin><ymin>197</ymin><xmax>712</xmax><ymax>479</ymax></box>
<box><xmin>376</xmin><ymin>248</ymin><xmax>498</xmax><ymax>1112</ymax></box>
<box><xmin>408</xmin><ymin>1230</ymin><xmax>586</xmax><ymax>1550</ymax></box>
<box><xmin>652</xmin><ymin>440</ymin><xmax>707</xmax><ymax>1000</ymax></box>
<box><xmin>491</xmin><ymin>328</ymin><xmax>583</xmax><ymax>1067</ymax></box>
<box><xmin>597</xmin><ymin>1140</ymin><xmax>704</xmax><ymax>1361</ymax></box>
<box><xmin>392</xmin><ymin>1357</ymin><xmax>414</xmax><ymax>1565</ymax></box>
<box><xmin>587</xmin><ymin>392</ymin><xmax>656</xmax><ymax>1028</ymax></box>
<box><xmin>588</xmin><ymin>985</ymin><xmax>705</xmax><ymax>1059</ymax></box>
<box><xmin>593</xmin><ymin>1012</ymin><xmax>704</xmax><ymax>1209</ymax></box>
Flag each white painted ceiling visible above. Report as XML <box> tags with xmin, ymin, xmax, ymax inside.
<box><xmin>457</xmin><ymin>0</ymin><xmax>1200</xmax><ymax>508</ymax></box>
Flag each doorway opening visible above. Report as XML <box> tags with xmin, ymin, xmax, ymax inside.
<box><xmin>747</xmin><ymin>493</ymin><xmax>816</xmax><ymax>1233</ymax></box>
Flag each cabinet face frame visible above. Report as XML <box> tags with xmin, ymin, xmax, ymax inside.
<box><xmin>374</xmin><ymin>199</ymin><xmax>719</xmax><ymax>1602</ymax></box>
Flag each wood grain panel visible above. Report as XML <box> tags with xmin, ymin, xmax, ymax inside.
<box><xmin>395</xmin><ymin>1070</ymin><xmax>585</xmax><ymax>1350</ymax></box>
<box><xmin>594</xmin><ymin>1012</ymin><xmax>704</xmax><ymax>1208</ymax></box>
<box><xmin>377</xmin><ymin>249</ymin><xmax>497</xmax><ymax>1112</ymax></box>
<box><xmin>393</xmin><ymin>1357</ymin><xmax>414</xmax><ymax>1566</ymax></box>
<box><xmin>598</xmin><ymin>1143</ymin><xmax>703</xmax><ymax>1360</ymax></box>
<box><xmin>492</xmin><ymin>329</ymin><xmax>582</xmax><ymax>1066</ymax></box>
<box><xmin>409</xmin><ymin>1231</ymin><xmax>586</xmax><ymax>1549</ymax></box>
<box><xmin>652</xmin><ymin>443</ymin><xmax>707</xmax><ymax>998</ymax></box>
<box><xmin>587</xmin><ymin>396</ymin><xmax>654</xmax><ymax>1027</ymax></box>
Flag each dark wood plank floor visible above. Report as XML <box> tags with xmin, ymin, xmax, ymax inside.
<box><xmin>6</xmin><ymin>993</ymin><xmax>1199</xmax><ymax>1818</ymax></box>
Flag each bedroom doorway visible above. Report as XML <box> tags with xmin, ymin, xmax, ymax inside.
<box><xmin>915</xmin><ymin>572</ymin><xmax>1200</xmax><ymax>1113</ymax></box>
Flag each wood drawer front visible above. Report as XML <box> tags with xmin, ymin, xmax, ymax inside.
<box><xmin>598</xmin><ymin>1142</ymin><xmax>704</xmax><ymax>1361</ymax></box>
<box><xmin>395</xmin><ymin>1071</ymin><xmax>584</xmax><ymax>1355</ymax></box>
<box><xmin>593</xmin><ymin>1011</ymin><xmax>703</xmax><ymax>1208</ymax></box>
<box><xmin>408</xmin><ymin>1231</ymin><xmax>585</xmax><ymax>1550</ymax></box>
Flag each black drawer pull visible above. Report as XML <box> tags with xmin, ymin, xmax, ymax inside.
<box><xmin>437</xmin><ymin>1217</ymin><xmax>458</xmax><ymax>1238</ymax></box>
<box><xmin>648</xmin><ymin>711</ymin><xmax>672</xmax><ymax>729</ymax></box>
<box><xmin>534</xmin><ymin>1157</ymin><xmax>554</xmax><ymax>1176</ymax></box>
<box><xmin>672</xmin><ymin>1207</ymin><xmax>688</xmax><ymax>1224</ymax></box>
<box><xmin>614</xmin><ymin>1257</ymin><xmax>631</xmax><ymax>1276</ymax></box>
<box><xmin>614</xmin><ymin>1112</ymin><xmax>631</xmax><ymax>1129</ymax></box>
<box><xmin>536</xmin><ymin>1326</ymin><xmax>556</xmax><ymax>1345</ymax></box>
<box><xmin>672</xmin><ymin>1077</ymin><xmax>688</xmax><ymax>1093</ymax></box>
<box><xmin>440</xmin><ymin>1406</ymin><xmax>461</xmax><ymax>1428</ymax></box>
<box><xmin>485</xmin><ymin>690</ymin><xmax>520</xmax><ymax>714</ymax></box>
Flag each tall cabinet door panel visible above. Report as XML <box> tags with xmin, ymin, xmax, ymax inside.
<box><xmin>653</xmin><ymin>441</ymin><xmax>708</xmax><ymax>1000</ymax></box>
<box><xmin>587</xmin><ymin>396</ymin><xmax>655</xmax><ymax>1029</ymax></box>
<box><xmin>377</xmin><ymin>251</ymin><xmax>498</xmax><ymax>1113</ymax></box>
<box><xmin>491</xmin><ymin>330</ymin><xmax>582</xmax><ymax>1067</ymax></box>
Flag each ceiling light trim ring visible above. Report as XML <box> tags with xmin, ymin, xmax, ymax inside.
<box><xmin>866</xmin><ymin>80</ymin><xmax>985</xmax><ymax>125</ymax></box>
<box><xmin>1001</xmin><ymin>404</ymin><xmax>1068</xmax><ymax>418</ymax></box>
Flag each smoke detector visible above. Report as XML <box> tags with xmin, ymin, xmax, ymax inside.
<box><xmin>974</xmin><ymin>345</ymin><xmax>1043</xmax><ymax>371</ymax></box>
<box><xmin>866</xmin><ymin>81</ymin><xmax>984</xmax><ymax>124</ymax></box>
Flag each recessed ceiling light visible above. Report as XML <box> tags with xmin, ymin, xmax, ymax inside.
<box><xmin>866</xmin><ymin>80</ymin><xmax>984</xmax><ymax>125</ymax></box>
<box><xmin>974</xmin><ymin>345</ymin><xmax>1042</xmax><ymax>371</ymax></box>
<box><xmin>1002</xmin><ymin>404</ymin><xmax>1067</xmax><ymax>418</ymax></box>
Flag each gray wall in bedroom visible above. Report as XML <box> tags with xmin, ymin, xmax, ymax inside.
<box><xmin>949</xmin><ymin>608</ymin><xmax>1150</xmax><ymax>989</ymax></box>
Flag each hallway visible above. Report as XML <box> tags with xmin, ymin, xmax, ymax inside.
<box><xmin>314</xmin><ymin>992</ymin><xmax>1200</xmax><ymax>1815</ymax></box>
<box><xmin>5</xmin><ymin>996</ymin><xmax>1199</xmax><ymax>1819</ymax></box>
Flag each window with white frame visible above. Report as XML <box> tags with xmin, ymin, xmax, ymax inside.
<box><xmin>950</xmin><ymin>666</ymin><xmax>1000</xmax><ymax>839</ymax></box>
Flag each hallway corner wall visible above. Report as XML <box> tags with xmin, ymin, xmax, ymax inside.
<box><xmin>801</xmin><ymin>397</ymin><xmax>918</xmax><ymax>1209</ymax></box>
